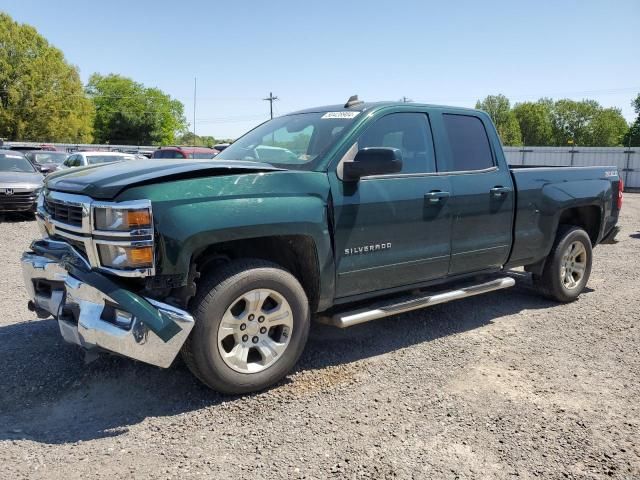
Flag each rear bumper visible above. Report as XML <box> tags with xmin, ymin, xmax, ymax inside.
<box><xmin>21</xmin><ymin>244</ymin><xmax>194</xmax><ymax>368</ymax></box>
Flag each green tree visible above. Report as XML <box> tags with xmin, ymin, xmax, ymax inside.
<box><xmin>588</xmin><ymin>107</ymin><xmax>628</xmax><ymax>146</ymax></box>
<box><xmin>512</xmin><ymin>100</ymin><xmax>553</xmax><ymax>146</ymax></box>
<box><xmin>475</xmin><ymin>94</ymin><xmax>522</xmax><ymax>145</ymax></box>
<box><xmin>549</xmin><ymin>99</ymin><xmax>600</xmax><ymax>146</ymax></box>
<box><xmin>87</xmin><ymin>73</ymin><xmax>186</xmax><ymax>144</ymax></box>
<box><xmin>0</xmin><ymin>13</ymin><xmax>94</xmax><ymax>142</ymax></box>
<box><xmin>623</xmin><ymin>93</ymin><xmax>640</xmax><ymax>147</ymax></box>
<box><xmin>549</xmin><ymin>99</ymin><xmax>629</xmax><ymax>146</ymax></box>
<box><xmin>176</xmin><ymin>131</ymin><xmax>217</xmax><ymax>147</ymax></box>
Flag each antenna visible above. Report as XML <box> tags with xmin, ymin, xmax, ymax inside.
<box><xmin>193</xmin><ymin>77</ymin><xmax>197</xmax><ymax>138</ymax></box>
<box><xmin>263</xmin><ymin>92</ymin><xmax>279</xmax><ymax>119</ymax></box>
<box><xmin>344</xmin><ymin>95</ymin><xmax>364</xmax><ymax>108</ymax></box>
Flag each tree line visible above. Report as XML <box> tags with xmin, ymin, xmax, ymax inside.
<box><xmin>0</xmin><ymin>13</ymin><xmax>195</xmax><ymax>145</ymax></box>
<box><xmin>476</xmin><ymin>94</ymin><xmax>639</xmax><ymax>147</ymax></box>
<box><xmin>1</xmin><ymin>13</ymin><xmax>639</xmax><ymax>147</ymax></box>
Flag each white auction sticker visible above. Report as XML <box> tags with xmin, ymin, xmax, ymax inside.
<box><xmin>321</xmin><ymin>111</ymin><xmax>360</xmax><ymax>119</ymax></box>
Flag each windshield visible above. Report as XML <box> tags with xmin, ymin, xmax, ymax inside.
<box><xmin>0</xmin><ymin>153</ymin><xmax>36</xmax><ymax>173</ymax></box>
<box><xmin>214</xmin><ymin>112</ymin><xmax>359</xmax><ymax>170</ymax></box>
<box><xmin>29</xmin><ymin>152</ymin><xmax>68</xmax><ymax>165</ymax></box>
<box><xmin>87</xmin><ymin>155</ymin><xmax>132</xmax><ymax>165</ymax></box>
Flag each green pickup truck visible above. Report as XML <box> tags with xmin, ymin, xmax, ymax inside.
<box><xmin>22</xmin><ymin>98</ymin><xmax>623</xmax><ymax>393</ymax></box>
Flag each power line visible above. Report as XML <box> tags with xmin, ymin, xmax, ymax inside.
<box><xmin>263</xmin><ymin>92</ymin><xmax>278</xmax><ymax>119</ymax></box>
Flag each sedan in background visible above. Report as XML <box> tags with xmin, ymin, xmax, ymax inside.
<box><xmin>0</xmin><ymin>150</ymin><xmax>43</xmax><ymax>214</ymax></box>
<box><xmin>24</xmin><ymin>151</ymin><xmax>69</xmax><ymax>175</ymax></box>
<box><xmin>61</xmin><ymin>151</ymin><xmax>136</xmax><ymax>169</ymax></box>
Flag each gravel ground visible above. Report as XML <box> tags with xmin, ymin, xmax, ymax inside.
<box><xmin>0</xmin><ymin>195</ymin><xmax>639</xmax><ymax>480</ymax></box>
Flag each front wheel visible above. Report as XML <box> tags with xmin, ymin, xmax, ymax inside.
<box><xmin>533</xmin><ymin>225</ymin><xmax>593</xmax><ymax>302</ymax></box>
<box><xmin>182</xmin><ymin>259</ymin><xmax>310</xmax><ymax>394</ymax></box>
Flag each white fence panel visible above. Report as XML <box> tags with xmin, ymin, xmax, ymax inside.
<box><xmin>503</xmin><ymin>147</ymin><xmax>639</xmax><ymax>189</ymax></box>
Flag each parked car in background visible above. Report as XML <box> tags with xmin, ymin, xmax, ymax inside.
<box><xmin>6</xmin><ymin>144</ymin><xmax>58</xmax><ymax>152</ymax></box>
<box><xmin>151</xmin><ymin>146</ymin><xmax>219</xmax><ymax>159</ymax></box>
<box><xmin>0</xmin><ymin>150</ymin><xmax>43</xmax><ymax>214</ymax></box>
<box><xmin>24</xmin><ymin>151</ymin><xmax>69</xmax><ymax>175</ymax></box>
<box><xmin>61</xmin><ymin>151</ymin><xmax>136</xmax><ymax>169</ymax></box>
<box><xmin>213</xmin><ymin>143</ymin><xmax>231</xmax><ymax>152</ymax></box>
<box><xmin>123</xmin><ymin>149</ymin><xmax>153</xmax><ymax>158</ymax></box>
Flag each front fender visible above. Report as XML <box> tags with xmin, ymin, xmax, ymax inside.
<box><xmin>117</xmin><ymin>171</ymin><xmax>335</xmax><ymax>308</ymax></box>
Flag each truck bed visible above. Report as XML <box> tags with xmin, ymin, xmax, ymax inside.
<box><xmin>506</xmin><ymin>165</ymin><xmax>621</xmax><ymax>269</ymax></box>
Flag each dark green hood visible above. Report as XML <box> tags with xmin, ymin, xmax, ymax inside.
<box><xmin>45</xmin><ymin>159</ymin><xmax>280</xmax><ymax>199</ymax></box>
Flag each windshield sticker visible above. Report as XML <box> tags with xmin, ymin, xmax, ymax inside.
<box><xmin>321</xmin><ymin>111</ymin><xmax>360</xmax><ymax>119</ymax></box>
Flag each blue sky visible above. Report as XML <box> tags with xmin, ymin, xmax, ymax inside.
<box><xmin>3</xmin><ymin>0</ymin><xmax>639</xmax><ymax>138</ymax></box>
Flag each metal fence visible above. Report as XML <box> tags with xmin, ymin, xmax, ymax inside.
<box><xmin>503</xmin><ymin>147</ymin><xmax>639</xmax><ymax>189</ymax></box>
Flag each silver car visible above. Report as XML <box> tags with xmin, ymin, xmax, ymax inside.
<box><xmin>61</xmin><ymin>151</ymin><xmax>136</xmax><ymax>168</ymax></box>
<box><xmin>0</xmin><ymin>150</ymin><xmax>44</xmax><ymax>214</ymax></box>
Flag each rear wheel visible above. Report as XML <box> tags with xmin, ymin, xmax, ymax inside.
<box><xmin>533</xmin><ymin>225</ymin><xmax>592</xmax><ymax>302</ymax></box>
<box><xmin>182</xmin><ymin>259</ymin><xmax>310</xmax><ymax>394</ymax></box>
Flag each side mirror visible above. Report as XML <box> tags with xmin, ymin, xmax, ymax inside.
<box><xmin>343</xmin><ymin>147</ymin><xmax>403</xmax><ymax>181</ymax></box>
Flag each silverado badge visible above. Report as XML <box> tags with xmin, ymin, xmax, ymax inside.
<box><xmin>344</xmin><ymin>243</ymin><xmax>392</xmax><ymax>256</ymax></box>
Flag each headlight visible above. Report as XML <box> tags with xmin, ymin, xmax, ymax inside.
<box><xmin>98</xmin><ymin>244</ymin><xmax>154</xmax><ymax>269</ymax></box>
<box><xmin>94</xmin><ymin>206</ymin><xmax>152</xmax><ymax>231</ymax></box>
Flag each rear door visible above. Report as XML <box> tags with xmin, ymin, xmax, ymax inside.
<box><xmin>439</xmin><ymin>113</ymin><xmax>514</xmax><ymax>274</ymax></box>
<box><xmin>330</xmin><ymin>111</ymin><xmax>452</xmax><ymax>297</ymax></box>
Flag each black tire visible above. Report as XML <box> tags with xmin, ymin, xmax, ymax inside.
<box><xmin>533</xmin><ymin>225</ymin><xmax>592</xmax><ymax>302</ymax></box>
<box><xmin>181</xmin><ymin>259</ymin><xmax>310</xmax><ymax>394</ymax></box>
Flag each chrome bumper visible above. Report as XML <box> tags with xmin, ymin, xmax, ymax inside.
<box><xmin>21</xmin><ymin>252</ymin><xmax>194</xmax><ymax>368</ymax></box>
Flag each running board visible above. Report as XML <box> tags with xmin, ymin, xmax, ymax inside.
<box><xmin>318</xmin><ymin>277</ymin><xmax>515</xmax><ymax>328</ymax></box>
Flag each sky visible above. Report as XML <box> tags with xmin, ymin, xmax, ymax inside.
<box><xmin>3</xmin><ymin>0</ymin><xmax>640</xmax><ymax>139</ymax></box>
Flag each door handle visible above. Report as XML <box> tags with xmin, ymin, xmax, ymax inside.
<box><xmin>425</xmin><ymin>191</ymin><xmax>450</xmax><ymax>204</ymax></box>
<box><xmin>490</xmin><ymin>186</ymin><xmax>511</xmax><ymax>197</ymax></box>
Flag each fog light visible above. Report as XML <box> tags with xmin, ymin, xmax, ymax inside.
<box><xmin>98</xmin><ymin>244</ymin><xmax>153</xmax><ymax>269</ymax></box>
<box><xmin>114</xmin><ymin>309</ymin><xmax>134</xmax><ymax>328</ymax></box>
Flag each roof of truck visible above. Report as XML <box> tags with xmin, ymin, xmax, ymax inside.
<box><xmin>286</xmin><ymin>99</ymin><xmax>481</xmax><ymax>116</ymax></box>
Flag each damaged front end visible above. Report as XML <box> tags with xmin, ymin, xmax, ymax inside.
<box><xmin>22</xmin><ymin>239</ymin><xmax>194</xmax><ymax>368</ymax></box>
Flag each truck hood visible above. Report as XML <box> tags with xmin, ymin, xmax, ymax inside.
<box><xmin>45</xmin><ymin>159</ymin><xmax>281</xmax><ymax>199</ymax></box>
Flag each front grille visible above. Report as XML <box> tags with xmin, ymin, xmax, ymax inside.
<box><xmin>0</xmin><ymin>192</ymin><xmax>36</xmax><ymax>211</ymax></box>
<box><xmin>44</xmin><ymin>197</ymin><xmax>83</xmax><ymax>227</ymax></box>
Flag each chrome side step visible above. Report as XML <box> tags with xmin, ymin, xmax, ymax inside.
<box><xmin>318</xmin><ymin>277</ymin><xmax>515</xmax><ymax>328</ymax></box>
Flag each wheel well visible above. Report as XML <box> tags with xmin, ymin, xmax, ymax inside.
<box><xmin>558</xmin><ymin>206</ymin><xmax>601</xmax><ymax>245</ymax></box>
<box><xmin>193</xmin><ymin>235</ymin><xmax>321</xmax><ymax>312</ymax></box>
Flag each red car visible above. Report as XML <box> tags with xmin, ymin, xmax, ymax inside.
<box><xmin>151</xmin><ymin>146</ymin><xmax>218</xmax><ymax>159</ymax></box>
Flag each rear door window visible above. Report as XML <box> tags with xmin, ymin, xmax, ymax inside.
<box><xmin>442</xmin><ymin>114</ymin><xmax>494</xmax><ymax>171</ymax></box>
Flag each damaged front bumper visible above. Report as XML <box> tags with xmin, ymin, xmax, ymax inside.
<box><xmin>21</xmin><ymin>239</ymin><xmax>194</xmax><ymax>368</ymax></box>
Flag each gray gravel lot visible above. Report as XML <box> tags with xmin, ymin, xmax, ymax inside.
<box><xmin>0</xmin><ymin>195</ymin><xmax>639</xmax><ymax>479</ymax></box>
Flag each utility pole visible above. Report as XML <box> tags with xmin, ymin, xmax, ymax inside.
<box><xmin>193</xmin><ymin>77</ymin><xmax>197</xmax><ymax>139</ymax></box>
<box><xmin>263</xmin><ymin>92</ymin><xmax>279</xmax><ymax>119</ymax></box>
<box><xmin>401</xmin><ymin>96</ymin><xmax>413</xmax><ymax>103</ymax></box>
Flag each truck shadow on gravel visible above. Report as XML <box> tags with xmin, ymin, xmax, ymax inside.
<box><xmin>0</xmin><ymin>279</ymin><xmax>566</xmax><ymax>445</ymax></box>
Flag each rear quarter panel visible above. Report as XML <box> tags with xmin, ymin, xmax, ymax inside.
<box><xmin>507</xmin><ymin>167</ymin><xmax>618</xmax><ymax>267</ymax></box>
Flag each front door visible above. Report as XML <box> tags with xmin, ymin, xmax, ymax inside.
<box><xmin>330</xmin><ymin>112</ymin><xmax>452</xmax><ymax>298</ymax></box>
